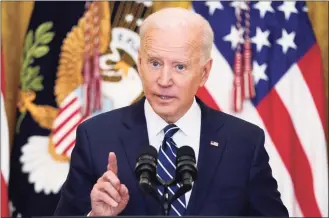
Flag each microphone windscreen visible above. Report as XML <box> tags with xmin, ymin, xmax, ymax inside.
<box><xmin>137</xmin><ymin>145</ymin><xmax>158</xmax><ymax>160</ymax></box>
<box><xmin>177</xmin><ymin>145</ymin><xmax>195</xmax><ymax>160</ymax></box>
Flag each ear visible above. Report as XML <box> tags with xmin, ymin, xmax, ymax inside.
<box><xmin>199</xmin><ymin>58</ymin><xmax>213</xmax><ymax>87</ymax></box>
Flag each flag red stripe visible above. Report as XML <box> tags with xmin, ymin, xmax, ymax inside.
<box><xmin>53</xmin><ymin>107</ymin><xmax>81</xmax><ymax>135</ymax></box>
<box><xmin>62</xmin><ymin>140</ymin><xmax>76</xmax><ymax>155</ymax></box>
<box><xmin>57</xmin><ymin>97</ymin><xmax>77</xmax><ymax>117</ymax></box>
<box><xmin>1</xmin><ymin>47</ymin><xmax>9</xmax><ymax>217</ymax></box>
<box><xmin>55</xmin><ymin>116</ymin><xmax>84</xmax><ymax>148</ymax></box>
<box><xmin>257</xmin><ymin>89</ymin><xmax>321</xmax><ymax>217</ymax></box>
<box><xmin>297</xmin><ymin>44</ymin><xmax>327</xmax><ymax>138</ymax></box>
<box><xmin>197</xmin><ymin>86</ymin><xmax>221</xmax><ymax>111</ymax></box>
<box><xmin>1</xmin><ymin>171</ymin><xmax>9</xmax><ymax>217</ymax></box>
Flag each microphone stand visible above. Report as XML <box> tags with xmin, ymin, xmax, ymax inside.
<box><xmin>154</xmin><ymin>177</ymin><xmax>192</xmax><ymax>216</ymax></box>
<box><xmin>136</xmin><ymin>165</ymin><xmax>190</xmax><ymax>215</ymax></box>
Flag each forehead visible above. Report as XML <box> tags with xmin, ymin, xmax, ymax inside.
<box><xmin>141</xmin><ymin>27</ymin><xmax>202</xmax><ymax>59</ymax></box>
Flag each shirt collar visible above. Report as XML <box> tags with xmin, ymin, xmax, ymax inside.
<box><xmin>144</xmin><ymin>99</ymin><xmax>168</xmax><ymax>137</ymax></box>
<box><xmin>175</xmin><ymin>98</ymin><xmax>200</xmax><ymax>137</ymax></box>
<box><xmin>144</xmin><ymin>97</ymin><xmax>201</xmax><ymax>137</ymax></box>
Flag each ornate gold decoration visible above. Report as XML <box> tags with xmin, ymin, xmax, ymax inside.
<box><xmin>152</xmin><ymin>2</ymin><xmax>191</xmax><ymax>12</ymax></box>
<box><xmin>17</xmin><ymin>2</ymin><xmax>191</xmax><ymax>133</ymax></box>
<box><xmin>55</xmin><ymin>2</ymin><xmax>110</xmax><ymax>107</ymax></box>
<box><xmin>16</xmin><ymin>21</ymin><xmax>57</xmax><ymax>132</ymax></box>
<box><xmin>17</xmin><ymin>90</ymin><xmax>58</xmax><ymax>130</ymax></box>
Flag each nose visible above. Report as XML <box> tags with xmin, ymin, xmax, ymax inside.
<box><xmin>157</xmin><ymin>65</ymin><xmax>173</xmax><ymax>87</ymax></box>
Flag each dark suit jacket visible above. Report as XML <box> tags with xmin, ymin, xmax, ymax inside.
<box><xmin>54</xmin><ymin>97</ymin><xmax>288</xmax><ymax>216</ymax></box>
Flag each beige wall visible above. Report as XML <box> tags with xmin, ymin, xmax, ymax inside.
<box><xmin>2</xmin><ymin>2</ymin><xmax>328</xmax><ymax>147</ymax></box>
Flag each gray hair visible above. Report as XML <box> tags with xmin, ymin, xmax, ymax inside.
<box><xmin>139</xmin><ymin>7</ymin><xmax>214</xmax><ymax>62</ymax></box>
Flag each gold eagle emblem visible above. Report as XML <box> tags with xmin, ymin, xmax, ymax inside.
<box><xmin>18</xmin><ymin>2</ymin><xmax>191</xmax><ymax>162</ymax></box>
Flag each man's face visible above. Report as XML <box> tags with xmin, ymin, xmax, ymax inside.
<box><xmin>137</xmin><ymin>27</ymin><xmax>212</xmax><ymax>122</ymax></box>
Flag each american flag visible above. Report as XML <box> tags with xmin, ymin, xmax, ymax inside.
<box><xmin>52</xmin><ymin>92</ymin><xmax>84</xmax><ymax>157</ymax></box>
<box><xmin>193</xmin><ymin>1</ymin><xmax>327</xmax><ymax>217</ymax></box>
<box><xmin>1</xmin><ymin>48</ymin><xmax>10</xmax><ymax>217</ymax></box>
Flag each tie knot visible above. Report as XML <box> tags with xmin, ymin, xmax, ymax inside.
<box><xmin>163</xmin><ymin>124</ymin><xmax>179</xmax><ymax>139</ymax></box>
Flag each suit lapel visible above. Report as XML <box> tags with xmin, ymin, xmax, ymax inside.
<box><xmin>120</xmin><ymin>97</ymin><xmax>162</xmax><ymax>215</ymax></box>
<box><xmin>186</xmin><ymin>99</ymin><xmax>227</xmax><ymax>215</ymax></box>
<box><xmin>121</xmin><ymin>98</ymin><xmax>149</xmax><ymax>173</ymax></box>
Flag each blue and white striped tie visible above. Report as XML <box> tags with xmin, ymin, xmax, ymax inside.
<box><xmin>156</xmin><ymin>124</ymin><xmax>186</xmax><ymax>216</ymax></box>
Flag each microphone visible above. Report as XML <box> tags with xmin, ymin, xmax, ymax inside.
<box><xmin>175</xmin><ymin>146</ymin><xmax>198</xmax><ymax>190</ymax></box>
<box><xmin>135</xmin><ymin>145</ymin><xmax>158</xmax><ymax>194</ymax></box>
<box><xmin>167</xmin><ymin>145</ymin><xmax>197</xmax><ymax>212</ymax></box>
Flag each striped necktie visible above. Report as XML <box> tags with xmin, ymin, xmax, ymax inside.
<box><xmin>156</xmin><ymin>124</ymin><xmax>186</xmax><ymax>216</ymax></box>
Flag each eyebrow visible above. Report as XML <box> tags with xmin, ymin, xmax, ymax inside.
<box><xmin>146</xmin><ymin>54</ymin><xmax>190</xmax><ymax>64</ymax></box>
<box><xmin>145</xmin><ymin>51</ymin><xmax>164</xmax><ymax>59</ymax></box>
<box><xmin>146</xmin><ymin>54</ymin><xmax>161</xmax><ymax>59</ymax></box>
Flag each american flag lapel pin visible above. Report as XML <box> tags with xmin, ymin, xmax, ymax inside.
<box><xmin>210</xmin><ymin>141</ymin><xmax>219</xmax><ymax>147</ymax></box>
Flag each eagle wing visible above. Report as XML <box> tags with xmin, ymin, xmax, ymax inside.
<box><xmin>55</xmin><ymin>2</ymin><xmax>110</xmax><ymax>106</ymax></box>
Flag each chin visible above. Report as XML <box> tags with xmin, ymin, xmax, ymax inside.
<box><xmin>152</xmin><ymin>103</ymin><xmax>176</xmax><ymax>121</ymax></box>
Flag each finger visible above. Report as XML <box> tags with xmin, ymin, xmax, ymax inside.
<box><xmin>107</xmin><ymin>152</ymin><xmax>118</xmax><ymax>175</ymax></box>
<box><xmin>93</xmin><ymin>189</ymin><xmax>118</xmax><ymax>208</ymax></box>
<box><xmin>119</xmin><ymin>184</ymin><xmax>129</xmax><ymax>202</ymax></box>
<box><xmin>98</xmin><ymin>182</ymin><xmax>122</xmax><ymax>202</ymax></box>
<box><xmin>102</xmin><ymin>171</ymin><xmax>121</xmax><ymax>190</ymax></box>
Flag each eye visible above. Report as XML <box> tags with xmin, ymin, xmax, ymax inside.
<box><xmin>176</xmin><ymin>64</ymin><xmax>185</xmax><ymax>71</ymax></box>
<box><xmin>151</xmin><ymin>61</ymin><xmax>161</xmax><ymax>68</ymax></box>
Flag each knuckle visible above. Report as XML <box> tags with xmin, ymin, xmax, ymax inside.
<box><xmin>103</xmin><ymin>172</ymin><xmax>109</xmax><ymax>179</ymax></box>
<box><xmin>112</xmin><ymin>178</ymin><xmax>120</xmax><ymax>187</ymax></box>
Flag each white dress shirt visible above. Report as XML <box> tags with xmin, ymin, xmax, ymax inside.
<box><xmin>144</xmin><ymin>97</ymin><xmax>201</xmax><ymax>207</ymax></box>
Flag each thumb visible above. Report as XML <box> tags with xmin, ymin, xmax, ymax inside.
<box><xmin>107</xmin><ymin>152</ymin><xmax>118</xmax><ymax>175</ymax></box>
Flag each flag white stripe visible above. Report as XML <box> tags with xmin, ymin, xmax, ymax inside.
<box><xmin>59</xmin><ymin>91</ymin><xmax>76</xmax><ymax>108</ymax></box>
<box><xmin>55</xmin><ymin>130</ymin><xmax>77</xmax><ymax>154</ymax></box>
<box><xmin>205</xmin><ymin>45</ymin><xmax>299</xmax><ymax>216</ymax></box>
<box><xmin>1</xmin><ymin>93</ymin><xmax>9</xmax><ymax>182</ymax></box>
<box><xmin>53</xmin><ymin>113</ymin><xmax>82</xmax><ymax>144</ymax></box>
<box><xmin>275</xmin><ymin>64</ymin><xmax>328</xmax><ymax>216</ymax></box>
<box><xmin>66</xmin><ymin>145</ymin><xmax>75</xmax><ymax>157</ymax></box>
<box><xmin>53</xmin><ymin>99</ymin><xmax>80</xmax><ymax>128</ymax></box>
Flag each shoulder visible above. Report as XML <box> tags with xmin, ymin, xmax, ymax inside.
<box><xmin>222</xmin><ymin>111</ymin><xmax>263</xmax><ymax>135</ymax></box>
<box><xmin>207</xmin><ymin>107</ymin><xmax>264</xmax><ymax>142</ymax></box>
<box><xmin>206</xmin><ymin>109</ymin><xmax>266</xmax><ymax>162</ymax></box>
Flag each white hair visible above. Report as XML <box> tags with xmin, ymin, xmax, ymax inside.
<box><xmin>139</xmin><ymin>7</ymin><xmax>214</xmax><ymax>62</ymax></box>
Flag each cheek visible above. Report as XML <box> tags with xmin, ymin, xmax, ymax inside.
<box><xmin>174</xmin><ymin>73</ymin><xmax>201</xmax><ymax>91</ymax></box>
<box><xmin>140</xmin><ymin>67</ymin><xmax>158</xmax><ymax>91</ymax></box>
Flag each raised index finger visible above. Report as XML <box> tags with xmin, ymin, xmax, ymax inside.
<box><xmin>107</xmin><ymin>152</ymin><xmax>118</xmax><ymax>175</ymax></box>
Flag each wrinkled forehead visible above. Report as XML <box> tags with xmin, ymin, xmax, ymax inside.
<box><xmin>140</xmin><ymin>27</ymin><xmax>203</xmax><ymax>60</ymax></box>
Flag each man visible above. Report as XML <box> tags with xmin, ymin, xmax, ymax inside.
<box><xmin>54</xmin><ymin>7</ymin><xmax>288</xmax><ymax>216</ymax></box>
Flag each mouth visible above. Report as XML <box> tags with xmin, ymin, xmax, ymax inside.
<box><xmin>156</xmin><ymin>94</ymin><xmax>175</xmax><ymax>102</ymax></box>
